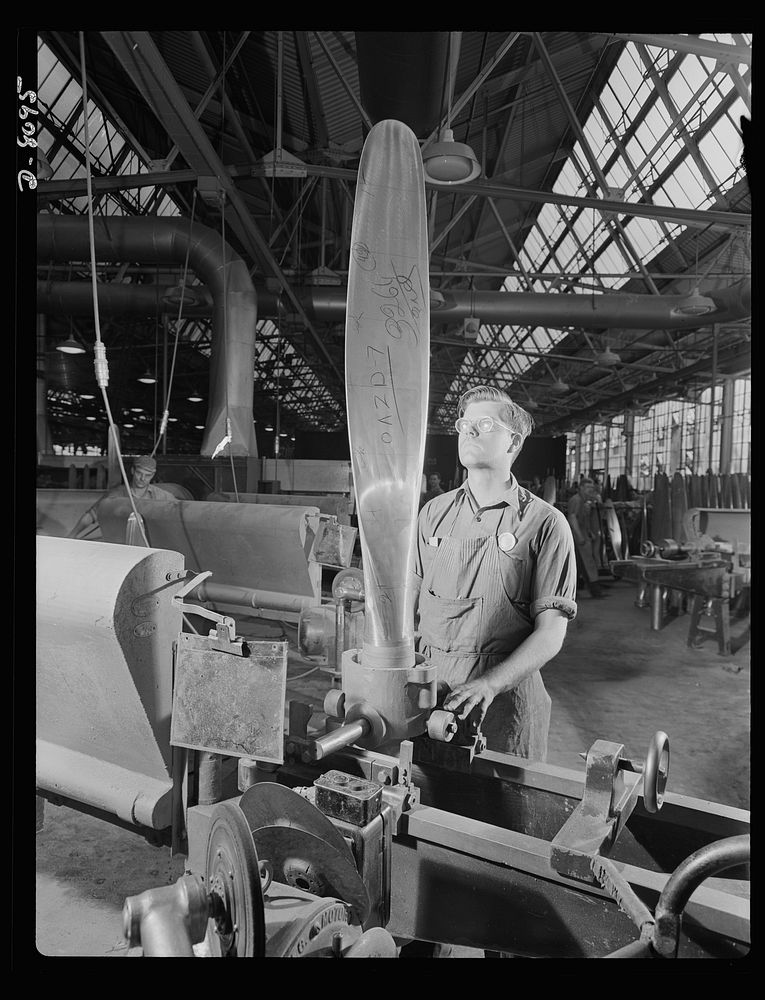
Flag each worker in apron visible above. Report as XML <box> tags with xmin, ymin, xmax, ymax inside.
<box><xmin>414</xmin><ymin>386</ymin><xmax>578</xmax><ymax>760</ymax></box>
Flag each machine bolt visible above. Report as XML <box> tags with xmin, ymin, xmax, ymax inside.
<box><xmin>376</xmin><ymin>770</ymin><xmax>391</xmax><ymax>785</ymax></box>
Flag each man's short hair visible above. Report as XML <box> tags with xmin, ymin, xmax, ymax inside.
<box><xmin>457</xmin><ymin>385</ymin><xmax>534</xmax><ymax>444</ymax></box>
<box><xmin>133</xmin><ymin>455</ymin><xmax>157</xmax><ymax>473</ymax></box>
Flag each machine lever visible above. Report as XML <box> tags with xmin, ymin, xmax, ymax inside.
<box><xmin>173</xmin><ymin>570</ymin><xmax>236</xmax><ymax>642</ymax></box>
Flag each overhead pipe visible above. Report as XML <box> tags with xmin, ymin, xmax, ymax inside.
<box><xmin>37</xmin><ymin>214</ymin><xmax>258</xmax><ymax>457</ymax></box>
<box><xmin>36</xmin><ymin>277</ymin><xmax>751</xmax><ymax>333</ymax></box>
<box><xmin>285</xmin><ymin>280</ymin><xmax>751</xmax><ymax>331</ymax></box>
<box><xmin>36</xmin><ymin>279</ymin><xmax>282</xmax><ymax>317</ymax></box>
<box><xmin>355</xmin><ymin>32</ymin><xmax>451</xmax><ymax>136</ymax></box>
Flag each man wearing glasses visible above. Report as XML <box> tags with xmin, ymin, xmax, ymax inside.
<box><xmin>413</xmin><ymin>385</ymin><xmax>577</xmax><ymax>760</ymax></box>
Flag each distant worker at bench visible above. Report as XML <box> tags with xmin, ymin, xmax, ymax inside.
<box><xmin>67</xmin><ymin>455</ymin><xmax>176</xmax><ymax>539</ymax></box>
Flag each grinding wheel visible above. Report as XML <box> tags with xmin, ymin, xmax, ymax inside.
<box><xmin>239</xmin><ymin>781</ymin><xmax>355</xmax><ymax>863</ymax></box>
<box><xmin>204</xmin><ymin>801</ymin><xmax>266</xmax><ymax>957</ymax></box>
<box><xmin>252</xmin><ymin>825</ymin><xmax>370</xmax><ymax>925</ymax></box>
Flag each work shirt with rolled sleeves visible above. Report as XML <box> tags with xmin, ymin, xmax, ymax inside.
<box><xmin>413</xmin><ymin>475</ymin><xmax>577</xmax><ymax>760</ymax></box>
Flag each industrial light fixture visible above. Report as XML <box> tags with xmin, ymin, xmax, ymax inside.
<box><xmin>79</xmin><ymin>392</ymin><xmax>95</xmax><ymax>400</ymax></box>
<box><xmin>187</xmin><ymin>388</ymin><xmax>203</xmax><ymax>402</ymax></box>
<box><xmin>123</xmin><ymin>422</ymin><xmax>134</xmax><ymax>429</ymax></box>
<box><xmin>422</xmin><ymin>34</ymin><xmax>481</xmax><ymax>187</ymax></box>
<box><xmin>672</xmin><ymin>286</ymin><xmax>716</xmax><ymax>317</ymax></box>
<box><xmin>130</xmin><ymin>407</ymin><xmax>144</xmax><ymax>413</ymax></box>
<box><xmin>86</xmin><ymin>415</ymin><xmax>96</xmax><ymax>421</ymax></box>
<box><xmin>594</xmin><ymin>347</ymin><xmax>622</xmax><ymax>366</ymax></box>
<box><xmin>137</xmin><ymin>369</ymin><xmax>157</xmax><ymax>384</ymax></box>
<box><xmin>422</xmin><ymin>128</ymin><xmax>481</xmax><ymax>185</ymax></box>
<box><xmin>550</xmin><ymin>378</ymin><xmax>569</xmax><ymax>394</ymax></box>
<box><xmin>168</xmin><ymin>416</ymin><xmax>178</xmax><ymax>423</ymax></box>
<box><xmin>162</xmin><ymin>278</ymin><xmax>201</xmax><ymax>308</ymax></box>
<box><xmin>524</xmin><ymin>398</ymin><xmax>539</xmax><ymax>410</ymax></box>
<box><xmin>265</xmin><ymin>424</ymin><xmax>274</xmax><ymax>432</ymax></box>
<box><xmin>194</xmin><ymin>424</ymin><xmax>205</xmax><ymax>430</ymax></box>
<box><xmin>56</xmin><ymin>335</ymin><xmax>86</xmax><ymax>355</ymax></box>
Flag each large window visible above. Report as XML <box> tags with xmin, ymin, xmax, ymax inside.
<box><xmin>567</xmin><ymin>376</ymin><xmax>750</xmax><ymax>488</ymax></box>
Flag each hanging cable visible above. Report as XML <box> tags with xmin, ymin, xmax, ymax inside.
<box><xmin>218</xmin><ymin>193</ymin><xmax>240</xmax><ymax>500</ymax></box>
<box><xmin>152</xmin><ymin>188</ymin><xmax>199</xmax><ymax>456</ymax></box>
<box><xmin>79</xmin><ymin>31</ymin><xmax>149</xmax><ymax>547</ymax></box>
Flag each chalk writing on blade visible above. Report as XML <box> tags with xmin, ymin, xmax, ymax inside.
<box><xmin>351</xmin><ymin>242</ymin><xmax>376</xmax><ymax>272</ymax></box>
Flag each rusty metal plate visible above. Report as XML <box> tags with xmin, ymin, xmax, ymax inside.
<box><xmin>310</xmin><ymin>520</ymin><xmax>357</xmax><ymax>568</ymax></box>
<box><xmin>170</xmin><ymin>633</ymin><xmax>287</xmax><ymax>763</ymax></box>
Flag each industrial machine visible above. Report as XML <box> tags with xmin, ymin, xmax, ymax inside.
<box><xmin>36</xmin><ymin>120</ymin><xmax>749</xmax><ymax>960</ymax></box>
<box><xmin>611</xmin><ymin>506</ymin><xmax>750</xmax><ymax>654</ymax></box>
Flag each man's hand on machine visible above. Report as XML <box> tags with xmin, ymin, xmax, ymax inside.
<box><xmin>443</xmin><ymin>678</ymin><xmax>496</xmax><ymax>721</ymax></box>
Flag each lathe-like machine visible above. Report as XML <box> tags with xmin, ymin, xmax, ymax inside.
<box><xmin>36</xmin><ymin>120</ymin><xmax>749</xmax><ymax>960</ymax></box>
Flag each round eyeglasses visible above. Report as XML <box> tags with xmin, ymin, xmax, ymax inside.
<box><xmin>454</xmin><ymin>416</ymin><xmax>514</xmax><ymax>435</ymax></box>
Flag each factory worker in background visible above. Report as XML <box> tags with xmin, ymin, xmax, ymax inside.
<box><xmin>67</xmin><ymin>454</ymin><xmax>175</xmax><ymax>539</ymax></box>
<box><xmin>566</xmin><ymin>477</ymin><xmax>608</xmax><ymax>599</ymax></box>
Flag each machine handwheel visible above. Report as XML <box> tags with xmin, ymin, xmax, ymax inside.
<box><xmin>642</xmin><ymin>731</ymin><xmax>670</xmax><ymax>814</ymax></box>
<box><xmin>204</xmin><ymin>801</ymin><xmax>266</xmax><ymax>957</ymax></box>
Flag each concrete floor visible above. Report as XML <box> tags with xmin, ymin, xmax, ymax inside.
<box><xmin>35</xmin><ymin>577</ymin><xmax>750</xmax><ymax>958</ymax></box>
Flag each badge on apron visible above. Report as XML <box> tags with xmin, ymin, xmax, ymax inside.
<box><xmin>498</xmin><ymin>531</ymin><xmax>517</xmax><ymax>552</ymax></box>
<box><xmin>427</xmin><ymin>536</ymin><xmax>441</xmax><ymax>547</ymax></box>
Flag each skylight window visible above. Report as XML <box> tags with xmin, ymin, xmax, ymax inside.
<box><xmin>446</xmin><ymin>35</ymin><xmax>750</xmax><ymax>415</ymax></box>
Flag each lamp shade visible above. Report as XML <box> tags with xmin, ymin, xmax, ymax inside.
<box><xmin>594</xmin><ymin>348</ymin><xmax>621</xmax><ymax>366</ymax></box>
<box><xmin>56</xmin><ymin>336</ymin><xmax>85</xmax><ymax>355</ymax></box>
<box><xmin>672</xmin><ymin>287</ymin><xmax>716</xmax><ymax>317</ymax></box>
<box><xmin>422</xmin><ymin>129</ymin><xmax>481</xmax><ymax>185</ymax></box>
<box><xmin>137</xmin><ymin>369</ymin><xmax>156</xmax><ymax>384</ymax></box>
<box><xmin>187</xmin><ymin>388</ymin><xmax>203</xmax><ymax>402</ymax></box>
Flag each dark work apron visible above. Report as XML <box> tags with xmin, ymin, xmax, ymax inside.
<box><xmin>417</xmin><ymin>504</ymin><xmax>551</xmax><ymax>760</ymax></box>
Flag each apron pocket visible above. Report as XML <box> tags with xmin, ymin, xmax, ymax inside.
<box><xmin>498</xmin><ymin>549</ymin><xmax>529</xmax><ymax>603</ymax></box>
<box><xmin>419</xmin><ymin>588</ymin><xmax>484</xmax><ymax>655</ymax></box>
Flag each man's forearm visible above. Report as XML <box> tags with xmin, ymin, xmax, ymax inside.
<box><xmin>480</xmin><ymin>625</ymin><xmax>565</xmax><ymax>697</ymax></box>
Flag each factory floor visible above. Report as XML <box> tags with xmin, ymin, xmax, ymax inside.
<box><xmin>34</xmin><ymin>576</ymin><xmax>750</xmax><ymax>959</ymax></box>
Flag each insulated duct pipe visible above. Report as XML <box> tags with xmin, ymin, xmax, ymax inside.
<box><xmin>36</xmin><ymin>280</ymin><xmax>283</xmax><ymax>318</ymax></box>
<box><xmin>355</xmin><ymin>32</ymin><xmax>451</xmax><ymax>136</ymax></box>
<box><xmin>37</xmin><ymin>279</ymin><xmax>752</xmax><ymax>333</ymax></box>
<box><xmin>282</xmin><ymin>281</ymin><xmax>751</xmax><ymax>331</ymax></box>
<box><xmin>37</xmin><ymin>214</ymin><xmax>258</xmax><ymax>457</ymax></box>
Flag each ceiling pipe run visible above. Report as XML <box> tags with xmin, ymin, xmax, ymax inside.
<box><xmin>355</xmin><ymin>32</ymin><xmax>451</xmax><ymax>137</ymax></box>
<box><xmin>37</xmin><ymin>214</ymin><xmax>258</xmax><ymax>457</ymax></box>
<box><xmin>36</xmin><ymin>280</ymin><xmax>282</xmax><ymax>317</ymax></box>
<box><xmin>285</xmin><ymin>280</ymin><xmax>751</xmax><ymax>331</ymax></box>
<box><xmin>38</xmin><ymin>278</ymin><xmax>751</xmax><ymax>332</ymax></box>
